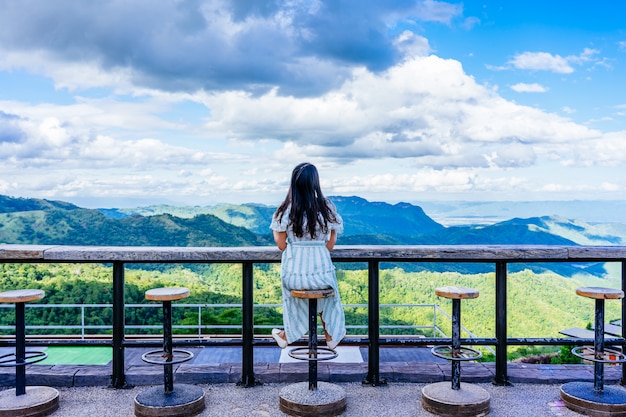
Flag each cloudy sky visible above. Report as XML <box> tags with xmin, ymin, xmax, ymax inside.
<box><xmin>1</xmin><ymin>0</ymin><xmax>625</xmax><ymax>207</ymax></box>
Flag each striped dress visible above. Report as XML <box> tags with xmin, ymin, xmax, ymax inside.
<box><xmin>270</xmin><ymin>203</ymin><xmax>346</xmax><ymax>345</ymax></box>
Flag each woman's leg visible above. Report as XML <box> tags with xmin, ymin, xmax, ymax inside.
<box><xmin>320</xmin><ymin>312</ymin><xmax>331</xmax><ymax>342</ymax></box>
<box><xmin>319</xmin><ymin>295</ymin><xmax>346</xmax><ymax>348</ymax></box>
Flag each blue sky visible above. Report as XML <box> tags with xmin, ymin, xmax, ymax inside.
<box><xmin>0</xmin><ymin>0</ymin><xmax>625</xmax><ymax>208</ymax></box>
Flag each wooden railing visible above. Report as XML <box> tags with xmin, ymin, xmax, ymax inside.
<box><xmin>1</xmin><ymin>244</ymin><xmax>625</xmax><ymax>388</ymax></box>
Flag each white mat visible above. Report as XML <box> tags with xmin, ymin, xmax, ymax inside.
<box><xmin>279</xmin><ymin>346</ymin><xmax>363</xmax><ymax>363</ymax></box>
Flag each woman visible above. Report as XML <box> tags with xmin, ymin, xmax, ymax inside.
<box><xmin>270</xmin><ymin>162</ymin><xmax>346</xmax><ymax>349</ymax></box>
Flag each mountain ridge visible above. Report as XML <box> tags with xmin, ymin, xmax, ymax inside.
<box><xmin>1</xmin><ymin>194</ymin><xmax>625</xmax><ymax>249</ymax></box>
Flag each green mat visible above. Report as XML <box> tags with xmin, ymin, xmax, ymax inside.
<box><xmin>38</xmin><ymin>346</ymin><xmax>112</xmax><ymax>365</ymax></box>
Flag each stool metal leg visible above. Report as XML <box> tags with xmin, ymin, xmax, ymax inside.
<box><xmin>594</xmin><ymin>298</ymin><xmax>605</xmax><ymax>392</ymax></box>
<box><xmin>451</xmin><ymin>298</ymin><xmax>461</xmax><ymax>391</ymax></box>
<box><xmin>309</xmin><ymin>298</ymin><xmax>318</xmax><ymax>391</ymax></box>
<box><xmin>163</xmin><ymin>300</ymin><xmax>174</xmax><ymax>394</ymax></box>
<box><xmin>15</xmin><ymin>302</ymin><xmax>26</xmax><ymax>396</ymax></box>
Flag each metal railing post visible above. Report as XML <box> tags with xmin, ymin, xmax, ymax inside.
<box><xmin>198</xmin><ymin>306</ymin><xmax>202</xmax><ymax>338</ymax></box>
<box><xmin>111</xmin><ymin>261</ymin><xmax>126</xmax><ymax>389</ymax></box>
<box><xmin>622</xmin><ymin>260</ymin><xmax>626</xmax><ymax>386</ymax></box>
<box><xmin>364</xmin><ymin>260</ymin><xmax>386</xmax><ymax>386</ymax></box>
<box><xmin>494</xmin><ymin>260</ymin><xmax>510</xmax><ymax>385</ymax></box>
<box><xmin>238</xmin><ymin>261</ymin><xmax>259</xmax><ymax>387</ymax></box>
<box><xmin>15</xmin><ymin>302</ymin><xmax>26</xmax><ymax>396</ymax></box>
<box><xmin>620</xmin><ymin>260</ymin><xmax>626</xmax><ymax>385</ymax></box>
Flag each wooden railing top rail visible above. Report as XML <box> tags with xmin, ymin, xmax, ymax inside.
<box><xmin>1</xmin><ymin>244</ymin><xmax>626</xmax><ymax>262</ymax></box>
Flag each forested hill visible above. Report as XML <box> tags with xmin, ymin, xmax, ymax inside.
<box><xmin>0</xmin><ymin>195</ymin><xmax>79</xmax><ymax>213</ymax></box>
<box><xmin>0</xmin><ymin>195</ymin><xmax>266</xmax><ymax>246</ymax></box>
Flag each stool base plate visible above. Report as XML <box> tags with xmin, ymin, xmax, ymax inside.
<box><xmin>134</xmin><ymin>384</ymin><xmax>205</xmax><ymax>417</ymax></box>
<box><xmin>279</xmin><ymin>381</ymin><xmax>346</xmax><ymax>417</ymax></box>
<box><xmin>561</xmin><ymin>382</ymin><xmax>626</xmax><ymax>417</ymax></box>
<box><xmin>0</xmin><ymin>386</ymin><xmax>59</xmax><ymax>417</ymax></box>
<box><xmin>421</xmin><ymin>382</ymin><xmax>490</xmax><ymax>417</ymax></box>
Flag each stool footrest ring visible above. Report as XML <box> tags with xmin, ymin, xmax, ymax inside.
<box><xmin>141</xmin><ymin>349</ymin><xmax>194</xmax><ymax>365</ymax></box>
<box><xmin>571</xmin><ymin>346</ymin><xmax>626</xmax><ymax>363</ymax></box>
<box><xmin>0</xmin><ymin>351</ymin><xmax>47</xmax><ymax>367</ymax></box>
<box><xmin>288</xmin><ymin>346</ymin><xmax>338</xmax><ymax>361</ymax></box>
<box><xmin>431</xmin><ymin>345</ymin><xmax>482</xmax><ymax>362</ymax></box>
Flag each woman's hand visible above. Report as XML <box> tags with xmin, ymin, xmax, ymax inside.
<box><xmin>326</xmin><ymin>230</ymin><xmax>337</xmax><ymax>250</ymax></box>
<box><xmin>273</xmin><ymin>231</ymin><xmax>287</xmax><ymax>250</ymax></box>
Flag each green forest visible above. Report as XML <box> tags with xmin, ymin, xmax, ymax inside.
<box><xmin>1</xmin><ymin>261</ymin><xmax>621</xmax><ymax>362</ymax></box>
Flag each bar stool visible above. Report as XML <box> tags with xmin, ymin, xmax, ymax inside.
<box><xmin>560</xmin><ymin>286</ymin><xmax>626</xmax><ymax>416</ymax></box>
<box><xmin>421</xmin><ymin>286</ymin><xmax>490</xmax><ymax>417</ymax></box>
<box><xmin>134</xmin><ymin>287</ymin><xmax>205</xmax><ymax>417</ymax></box>
<box><xmin>278</xmin><ymin>288</ymin><xmax>346</xmax><ymax>417</ymax></box>
<box><xmin>0</xmin><ymin>289</ymin><xmax>59</xmax><ymax>417</ymax></box>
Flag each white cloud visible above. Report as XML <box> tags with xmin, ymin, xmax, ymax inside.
<box><xmin>567</xmin><ymin>48</ymin><xmax>600</xmax><ymax>64</ymax></box>
<box><xmin>568</xmin><ymin>131</ymin><xmax>626</xmax><ymax>167</ymax></box>
<box><xmin>508</xmin><ymin>52</ymin><xmax>574</xmax><ymax>73</ymax></box>
<box><xmin>562</xmin><ymin>106</ymin><xmax>576</xmax><ymax>114</ymax></box>
<box><xmin>200</xmin><ymin>55</ymin><xmax>600</xmax><ymax>172</ymax></box>
<box><xmin>462</xmin><ymin>16</ymin><xmax>480</xmax><ymax>30</ymax></box>
<box><xmin>510</xmin><ymin>83</ymin><xmax>548</xmax><ymax>93</ymax></box>
<box><xmin>413</xmin><ymin>0</ymin><xmax>463</xmax><ymax>24</ymax></box>
<box><xmin>505</xmin><ymin>48</ymin><xmax>604</xmax><ymax>74</ymax></box>
<box><xmin>393</xmin><ymin>31</ymin><xmax>431</xmax><ymax>57</ymax></box>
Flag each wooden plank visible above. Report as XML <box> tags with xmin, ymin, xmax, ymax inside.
<box><xmin>559</xmin><ymin>327</ymin><xmax>597</xmax><ymax>338</ymax></box>
<box><xmin>594</xmin><ymin>323</ymin><xmax>623</xmax><ymax>336</ymax></box>
<box><xmin>0</xmin><ymin>244</ymin><xmax>54</xmax><ymax>260</ymax></box>
<box><xmin>1</xmin><ymin>243</ymin><xmax>626</xmax><ymax>263</ymax></box>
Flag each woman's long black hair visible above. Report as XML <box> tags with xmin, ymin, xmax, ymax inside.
<box><xmin>275</xmin><ymin>162</ymin><xmax>338</xmax><ymax>239</ymax></box>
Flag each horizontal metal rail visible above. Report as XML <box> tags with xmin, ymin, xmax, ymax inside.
<box><xmin>0</xmin><ymin>302</ymin><xmax>444</xmax><ymax>335</ymax></box>
<box><xmin>0</xmin><ymin>244</ymin><xmax>625</xmax><ymax>387</ymax></box>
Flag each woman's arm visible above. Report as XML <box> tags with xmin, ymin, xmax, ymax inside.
<box><xmin>326</xmin><ymin>229</ymin><xmax>337</xmax><ymax>250</ymax></box>
<box><xmin>273</xmin><ymin>230</ymin><xmax>287</xmax><ymax>251</ymax></box>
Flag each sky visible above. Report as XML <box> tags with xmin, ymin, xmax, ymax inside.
<box><xmin>1</xmin><ymin>0</ymin><xmax>625</xmax><ymax>208</ymax></box>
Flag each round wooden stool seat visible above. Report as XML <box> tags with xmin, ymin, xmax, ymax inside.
<box><xmin>435</xmin><ymin>286</ymin><xmax>479</xmax><ymax>300</ymax></box>
<box><xmin>576</xmin><ymin>286</ymin><xmax>624</xmax><ymax>300</ymax></box>
<box><xmin>290</xmin><ymin>288</ymin><xmax>334</xmax><ymax>299</ymax></box>
<box><xmin>0</xmin><ymin>289</ymin><xmax>44</xmax><ymax>304</ymax></box>
<box><xmin>145</xmin><ymin>287</ymin><xmax>190</xmax><ymax>302</ymax></box>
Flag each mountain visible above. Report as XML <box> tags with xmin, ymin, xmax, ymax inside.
<box><xmin>100</xmin><ymin>196</ymin><xmax>446</xmax><ymax>238</ymax></box>
<box><xmin>494</xmin><ymin>216</ymin><xmax>626</xmax><ymax>245</ymax></box>
<box><xmin>0</xmin><ymin>207</ymin><xmax>267</xmax><ymax>246</ymax></box>
<box><xmin>96</xmin><ymin>203</ymin><xmax>275</xmax><ymax>235</ymax></box>
<box><xmin>331</xmin><ymin>196</ymin><xmax>445</xmax><ymax>236</ymax></box>
<box><xmin>2</xmin><ymin>193</ymin><xmax>626</xmax><ymax>248</ymax></box>
<box><xmin>0</xmin><ymin>195</ymin><xmax>79</xmax><ymax>213</ymax></box>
